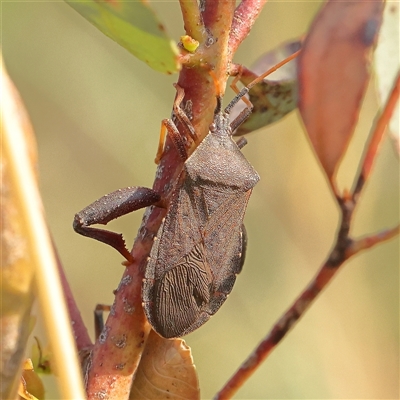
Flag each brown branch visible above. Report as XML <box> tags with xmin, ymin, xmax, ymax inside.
<box><xmin>215</xmin><ymin>70</ymin><xmax>400</xmax><ymax>399</ymax></box>
<box><xmin>55</xmin><ymin>245</ymin><xmax>93</xmax><ymax>355</ymax></box>
<box><xmin>346</xmin><ymin>225</ymin><xmax>400</xmax><ymax>258</ymax></box>
<box><xmin>83</xmin><ymin>2</ymin><xmax>297</xmax><ymax>397</ymax></box>
<box><xmin>84</xmin><ymin>3</ymin><xmax>248</xmax><ymax>399</ymax></box>
<box><xmin>215</xmin><ymin>206</ymin><xmax>399</xmax><ymax>399</ymax></box>
<box><xmin>229</xmin><ymin>0</ymin><xmax>268</xmax><ymax>56</ymax></box>
<box><xmin>353</xmin><ymin>71</ymin><xmax>400</xmax><ymax>198</ymax></box>
<box><xmin>177</xmin><ymin>0</ymin><xmax>238</xmax><ymax>151</ymax></box>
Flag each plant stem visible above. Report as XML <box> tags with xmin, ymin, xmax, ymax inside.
<box><xmin>229</xmin><ymin>0</ymin><xmax>268</xmax><ymax>55</ymax></box>
<box><xmin>353</xmin><ymin>71</ymin><xmax>400</xmax><ymax>198</ymax></box>
<box><xmin>214</xmin><ymin>204</ymin><xmax>398</xmax><ymax>400</ymax></box>
<box><xmin>179</xmin><ymin>0</ymin><xmax>206</xmax><ymax>42</ymax></box>
<box><xmin>56</xmin><ymin>247</ymin><xmax>93</xmax><ymax>353</ymax></box>
<box><xmin>84</xmin><ymin>2</ymin><xmax>275</xmax><ymax>398</ymax></box>
<box><xmin>214</xmin><ymin>68</ymin><xmax>400</xmax><ymax>400</ymax></box>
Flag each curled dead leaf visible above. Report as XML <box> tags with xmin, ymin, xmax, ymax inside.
<box><xmin>130</xmin><ymin>330</ymin><xmax>200</xmax><ymax>400</ymax></box>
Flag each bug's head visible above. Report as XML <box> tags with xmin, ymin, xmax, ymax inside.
<box><xmin>208</xmin><ymin>71</ymin><xmax>232</xmax><ymax>137</ymax></box>
<box><xmin>210</xmin><ymin>94</ymin><xmax>232</xmax><ymax>137</ymax></box>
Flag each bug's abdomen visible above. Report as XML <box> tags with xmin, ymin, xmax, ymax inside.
<box><xmin>142</xmin><ymin>222</ymin><xmax>248</xmax><ymax>338</ymax></box>
<box><xmin>144</xmin><ymin>243</ymin><xmax>213</xmax><ymax>338</ymax></box>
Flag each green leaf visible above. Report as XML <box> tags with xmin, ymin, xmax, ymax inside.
<box><xmin>66</xmin><ymin>0</ymin><xmax>180</xmax><ymax>74</ymax></box>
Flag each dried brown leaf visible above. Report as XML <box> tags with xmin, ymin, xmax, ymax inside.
<box><xmin>298</xmin><ymin>0</ymin><xmax>384</xmax><ymax>183</ymax></box>
<box><xmin>130</xmin><ymin>330</ymin><xmax>200</xmax><ymax>400</ymax></box>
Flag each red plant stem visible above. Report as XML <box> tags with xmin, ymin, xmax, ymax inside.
<box><xmin>177</xmin><ymin>0</ymin><xmax>237</xmax><ymax>151</ymax></box>
<box><xmin>215</xmin><ymin>227</ymin><xmax>398</xmax><ymax>399</ymax></box>
<box><xmin>229</xmin><ymin>0</ymin><xmax>268</xmax><ymax>55</ymax></box>
<box><xmin>203</xmin><ymin>0</ymin><xmax>236</xmax><ymax>81</ymax></box>
<box><xmin>346</xmin><ymin>225</ymin><xmax>400</xmax><ymax>258</ymax></box>
<box><xmin>55</xmin><ymin>242</ymin><xmax>92</xmax><ymax>353</ymax></box>
<box><xmin>214</xmin><ymin>73</ymin><xmax>400</xmax><ymax>400</ymax></box>
<box><xmin>85</xmin><ymin>2</ymin><xmax>259</xmax><ymax>398</ymax></box>
<box><xmin>353</xmin><ymin>71</ymin><xmax>400</xmax><ymax>197</ymax></box>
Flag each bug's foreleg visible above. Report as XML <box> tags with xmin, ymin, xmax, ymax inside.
<box><xmin>155</xmin><ymin>119</ymin><xmax>189</xmax><ymax>164</ymax></box>
<box><xmin>155</xmin><ymin>84</ymin><xmax>196</xmax><ymax>164</ymax></box>
<box><xmin>171</xmin><ymin>84</ymin><xmax>198</xmax><ymax>143</ymax></box>
<box><xmin>73</xmin><ymin>186</ymin><xmax>164</xmax><ymax>262</ymax></box>
<box><xmin>228</xmin><ymin>72</ymin><xmax>254</xmax><ymax>132</ymax></box>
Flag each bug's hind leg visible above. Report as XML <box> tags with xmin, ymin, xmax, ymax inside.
<box><xmin>73</xmin><ymin>186</ymin><xmax>163</xmax><ymax>262</ymax></box>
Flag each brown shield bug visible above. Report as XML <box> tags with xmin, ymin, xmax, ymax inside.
<box><xmin>141</xmin><ymin>83</ymin><xmax>259</xmax><ymax>338</ymax></box>
<box><xmin>73</xmin><ymin>81</ymin><xmax>258</xmax><ymax>338</ymax></box>
<box><xmin>73</xmin><ymin>56</ymin><xmax>302</xmax><ymax>336</ymax></box>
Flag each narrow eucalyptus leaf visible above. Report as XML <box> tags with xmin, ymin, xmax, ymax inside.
<box><xmin>66</xmin><ymin>0</ymin><xmax>180</xmax><ymax>73</ymax></box>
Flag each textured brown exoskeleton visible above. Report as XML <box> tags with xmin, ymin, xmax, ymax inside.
<box><xmin>74</xmin><ymin>81</ymin><xmax>260</xmax><ymax>338</ymax></box>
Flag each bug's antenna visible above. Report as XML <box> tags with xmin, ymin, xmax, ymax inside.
<box><xmin>247</xmin><ymin>49</ymin><xmax>301</xmax><ymax>90</ymax></box>
<box><xmin>227</xmin><ymin>49</ymin><xmax>301</xmax><ymax>132</ymax></box>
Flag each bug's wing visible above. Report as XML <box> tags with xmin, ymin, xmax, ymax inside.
<box><xmin>142</xmin><ymin>177</ymin><xmax>214</xmax><ymax>338</ymax></box>
<box><xmin>145</xmin><ymin>243</ymin><xmax>213</xmax><ymax>338</ymax></box>
<box><xmin>142</xmin><ymin>134</ymin><xmax>259</xmax><ymax>337</ymax></box>
<box><xmin>150</xmin><ymin>179</ymin><xmax>204</xmax><ymax>278</ymax></box>
<box><xmin>202</xmin><ymin>188</ymin><xmax>252</xmax><ymax>301</ymax></box>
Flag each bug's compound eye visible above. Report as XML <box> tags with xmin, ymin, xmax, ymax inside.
<box><xmin>210</xmin><ymin>123</ymin><xmax>217</xmax><ymax>132</ymax></box>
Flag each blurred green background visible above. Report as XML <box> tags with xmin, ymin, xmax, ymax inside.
<box><xmin>2</xmin><ymin>1</ymin><xmax>399</xmax><ymax>399</ymax></box>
